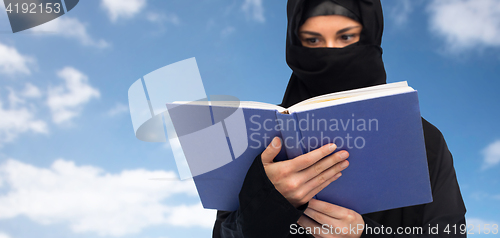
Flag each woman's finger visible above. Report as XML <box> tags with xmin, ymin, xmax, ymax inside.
<box><xmin>301</xmin><ymin>171</ymin><xmax>342</xmax><ymax>208</ymax></box>
<box><xmin>302</xmin><ymin>150</ymin><xmax>349</xmax><ymax>182</ymax></box>
<box><xmin>261</xmin><ymin>137</ymin><xmax>282</xmax><ymax>165</ymax></box>
<box><xmin>308</xmin><ymin>198</ymin><xmax>348</xmax><ymax>219</ymax></box>
<box><xmin>309</xmin><ymin>199</ymin><xmax>365</xmax><ymax>227</ymax></box>
<box><xmin>304</xmin><ymin>207</ymin><xmax>339</xmax><ymax>227</ymax></box>
<box><xmin>290</xmin><ymin>143</ymin><xmax>337</xmax><ymax>171</ymax></box>
<box><xmin>304</xmin><ymin>201</ymin><xmax>365</xmax><ymax>237</ymax></box>
<box><xmin>299</xmin><ymin>157</ymin><xmax>348</xmax><ymax>200</ymax></box>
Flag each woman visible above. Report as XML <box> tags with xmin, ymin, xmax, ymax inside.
<box><xmin>213</xmin><ymin>0</ymin><xmax>466</xmax><ymax>237</ymax></box>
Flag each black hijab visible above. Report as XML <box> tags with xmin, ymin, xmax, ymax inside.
<box><xmin>281</xmin><ymin>0</ymin><xmax>387</xmax><ymax>108</ymax></box>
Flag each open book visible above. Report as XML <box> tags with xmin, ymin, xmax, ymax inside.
<box><xmin>212</xmin><ymin>81</ymin><xmax>414</xmax><ymax>113</ymax></box>
<box><xmin>166</xmin><ymin>81</ymin><xmax>432</xmax><ymax>214</ymax></box>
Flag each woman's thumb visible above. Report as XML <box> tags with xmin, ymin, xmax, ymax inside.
<box><xmin>261</xmin><ymin>137</ymin><xmax>282</xmax><ymax>164</ymax></box>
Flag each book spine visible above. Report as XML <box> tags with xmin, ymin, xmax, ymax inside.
<box><xmin>275</xmin><ymin>112</ymin><xmax>305</xmax><ymax>159</ymax></box>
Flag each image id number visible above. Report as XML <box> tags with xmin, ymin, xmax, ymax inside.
<box><xmin>444</xmin><ymin>224</ymin><xmax>499</xmax><ymax>235</ymax></box>
<box><xmin>5</xmin><ymin>2</ymin><xmax>61</xmax><ymax>14</ymax></box>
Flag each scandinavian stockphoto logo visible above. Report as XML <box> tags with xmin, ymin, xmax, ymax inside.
<box><xmin>3</xmin><ymin>0</ymin><xmax>79</xmax><ymax>33</ymax></box>
<box><xmin>128</xmin><ymin>58</ymin><xmax>248</xmax><ymax>180</ymax></box>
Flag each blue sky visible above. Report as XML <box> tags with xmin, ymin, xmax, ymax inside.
<box><xmin>0</xmin><ymin>0</ymin><xmax>499</xmax><ymax>237</ymax></box>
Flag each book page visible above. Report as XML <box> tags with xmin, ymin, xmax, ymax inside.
<box><xmin>288</xmin><ymin>81</ymin><xmax>414</xmax><ymax>113</ymax></box>
<box><xmin>292</xmin><ymin>81</ymin><xmax>408</xmax><ymax>107</ymax></box>
<box><xmin>171</xmin><ymin>82</ymin><xmax>410</xmax><ymax>113</ymax></box>
<box><xmin>171</xmin><ymin>100</ymin><xmax>285</xmax><ymax>112</ymax></box>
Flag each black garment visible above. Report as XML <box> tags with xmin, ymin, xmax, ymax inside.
<box><xmin>301</xmin><ymin>0</ymin><xmax>360</xmax><ymax>25</ymax></box>
<box><xmin>283</xmin><ymin>0</ymin><xmax>386</xmax><ymax>108</ymax></box>
<box><xmin>212</xmin><ymin>119</ymin><xmax>466</xmax><ymax>238</ymax></box>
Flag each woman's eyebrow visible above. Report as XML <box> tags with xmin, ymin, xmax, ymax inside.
<box><xmin>336</xmin><ymin>26</ymin><xmax>361</xmax><ymax>35</ymax></box>
<box><xmin>299</xmin><ymin>31</ymin><xmax>322</xmax><ymax>36</ymax></box>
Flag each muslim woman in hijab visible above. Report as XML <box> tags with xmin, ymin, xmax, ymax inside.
<box><xmin>213</xmin><ymin>0</ymin><xmax>466</xmax><ymax>237</ymax></box>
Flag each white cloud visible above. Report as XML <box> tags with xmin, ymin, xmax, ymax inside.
<box><xmin>0</xmin><ymin>232</ymin><xmax>11</xmax><ymax>238</ymax></box>
<box><xmin>390</xmin><ymin>0</ymin><xmax>413</xmax><ymax>26</ymax></box>
<box><xmin>21</xmin><ymin>83</ymin><xmax>42</xmax><ymax>98</ymax></box>
<box><xmin>47</xmin><ymin>67</ymin><xmax>100</xmax><ymax>124</ymax></box>
<box><xmin>6</xmin><ymin>83</ymin><xmax>41</xmax><ymax>108</ymax></box>
<box><xmin>166</xmin><ymin>204</ymin><xmax>215</xmax><ymax>228</ymax></box>
<box><xmin>0</xmin><ymin>102</ymin><xmax>48</xmax><ymax>144</ymax></box>
<box><xmin>0</xmin><ymin>90</ymin><xmax>48</xmax><ymax>145</ymax></box>
<box><xmin>0</xmin><ymin>159</ymin><xmax>216</xmax><ymax>236</ymax></box>
<box><xmin>427</xmin><ymin>0</ymin><xmax>500</xmax><ymax>52</ymax></box>
<box><xmin>30</xmin><ymin>17</ymin><xmax>109</xmax><ymax>48</ymax></box>
<box><xmin>481</xmin><ymin>140</ymin><xmax>500</xmax><ymax>170</ymax></box>
<box><xmin>146</xmin><ymin>12</ymin><xmax>180</xmax><ymax>26</ymax></box>
<box><xmin>101</xmin><ymin>0</ymin><xmax>147</xmax><ymax>22</ymax></box>
<box><xmin>242</xmin><ymin>0</ymin><xmax>265</xmax><ymax>23</ymax></box>
<box><xmin>6</xmin><ymin>88</ymin><xmax>23</xmax><ymax>108</ymax></box>
<box><xmin>145</xmin><ymin>12</ymin><xmax>180</xmax><ymax>34</ymax></box>
<box><xmin>107</xmin><ymin>103</ymin><xmax>129</xmax><ymax>116</ymax></box>
<box><xmin>0</xmin><ymin>42</ymin><xmax>35</xmax><ymax>75</ymax></box>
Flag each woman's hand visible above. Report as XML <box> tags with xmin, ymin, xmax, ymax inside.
<box><xmin>261</xmin><ymin>137</ymin><xmax>349</xmax><ymax>208</ymax></box>
<box><xmin>298</xmin><ymin>199</ymin><xmax>364</xmax><ymax>238</ymax></box>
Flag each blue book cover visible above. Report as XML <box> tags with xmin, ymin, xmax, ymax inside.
<box><xmin>166</xmin><ymin>82</ymin><xmax>432</xmax><ymax>214</ymax></box>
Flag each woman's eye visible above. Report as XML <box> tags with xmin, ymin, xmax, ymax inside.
<box><xmin>306</xmin><ymin>38</ymin><xmax>320</xmax><ymax>44</ymax></box>
<box><xmin>341</xmin><ymin>34</ymin><xmax>355</xmax><ymax>41</ymax></box>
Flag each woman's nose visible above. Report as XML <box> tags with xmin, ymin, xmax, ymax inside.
<box><xmin>326</xmin><ymin>40</ymin><xmax>337</xmax><ymax>48</ymax></box>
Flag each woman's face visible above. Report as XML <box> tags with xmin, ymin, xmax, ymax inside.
<box><xmin>298</xmin><ymin>15</ymin><xmax>362</xmax><ymax>48</ymax></box>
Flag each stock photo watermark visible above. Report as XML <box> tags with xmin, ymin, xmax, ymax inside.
<box><xmin>291</xmin><ymin>223</ymin><xmax>499</xmax><ymax>236</ymax></box>
<box><xmin>249</xmin><ymin>113</ymin><xmax>379</xmax><ymax>150</ymax></box>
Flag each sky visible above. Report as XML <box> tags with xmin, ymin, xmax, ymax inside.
<box><xmin>0</xmin><ymin>0</ymin><xmax>499</xmax><ymax>237</ymax></box>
